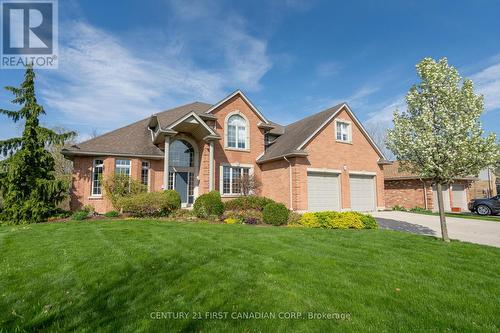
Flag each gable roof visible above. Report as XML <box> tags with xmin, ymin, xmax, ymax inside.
<box><xmin>257</xmin><ymin>103</ymin><xmax>344</xmax><ymax>163</ymax></box>
<box><xmin>258</xmin><ymin>103</ymin><xmax>387</xmax><ymax>163</ymax></box>
<box><xmin>62</xmin><ymin>102</ymin><xmax>213</xmax><ymax>158</ymax></box>
<box><xmin>205</xmin><ymin>90</ymin><xmax>269</xmax><ymax>124</ymax></box>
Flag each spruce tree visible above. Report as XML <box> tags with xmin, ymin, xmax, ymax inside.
<box><xmin>0</xmin><ymin>66</ymin><xmax>75</xmax><ymax>223</ymax></box>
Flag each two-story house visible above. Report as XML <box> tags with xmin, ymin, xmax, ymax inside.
<box><xmin>62</xmin><ymin>91</ymin><xmax>389</xmax><ymax>213</ymax></box>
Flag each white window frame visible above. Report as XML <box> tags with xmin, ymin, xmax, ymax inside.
<box><xmin>224</xmin><ymin>111</ymin><xmax>250</xmax><ymax>151</ymax></box>
<box><xmin>335</xmin><ymin>119</ymin><xmax>352</xmax><ymax>143</ymax></box>
<box><xmin>115</xmin><ymin>159</ymin><xmax>131</xmax><ymax>176</ymax></box>
<box><xmin>91</xmin><ymin>159</ymin><xmax>104</xmax><ymax>197</ymax></box>
<box><xmin>219</xmin><ymin>163</ymin><xmax>253</xmax><ymax>196</ymax></box>
<box><xmin>141</xmin><ymin>161</ymin><xmax>150</xmax><ymax>191</ymax></box>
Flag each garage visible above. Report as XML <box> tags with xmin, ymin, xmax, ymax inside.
<box><xmin>349</xmin><ymin>174</ymin><xmax>376</xmax><ymax>211</ymax></box>
<box><xmin>307</xmin><ymin>171</ymin><xmax>340</xmax><ymax>211</ymax></box>
<box><xmin>451</xmin><ymin>184</ymin><xmax>467</xmax><ymax>211</ymax></box>
<box><xmin>432</xmin><ymin>185</ymin><xmax>451</xmax><ymax>212</ymax></box>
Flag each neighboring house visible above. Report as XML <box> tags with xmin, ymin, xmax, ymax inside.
<box><xmin>383</xmin><ymin>161</ymin><xmax>476</xmax><ymax>212</ymax></box>
<box><xmin>62</xmin><ymin>91</ymin><xmax>388</xmax><ymax>213</ymax></box>
<box><xmin>469</xmin><ymin>168</ymin><xmax>497</xmax><ymax>199</ymax></box>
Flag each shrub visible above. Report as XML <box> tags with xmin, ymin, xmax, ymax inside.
<box><xmin>224</xmin><ymin>217</ymin><xmax>240</xmax><ymax>224</ymax></box>
<box><xmin>287</xmin><ymin>211</ymin><xmax>302</xmax><ymax>225</ymax></box>
<box><xmin>263</xmin><ymin>202</ymin><xmax>289</xmax><ymax>226</ymax></box>
<box><xmin>102</xmin><ymin>174</ymin><xmax>146</xmax><ymax>209</ymax></box>
<box><xmin>119</xmin><ymin>190</ymin><xmax>181</xmax><ymax>217</ymax></box>
<box><xmin>193</xmin><ymin>191</ymin><xmax>224</xmax><ymax>218</ymax></box>
<box><xmin>104</xmin><ymin>211</ymin><xmax>120</xmax><ymax>218</ymax></box>
<box><xmin>71</xmin><ymin>210</ymin><xmax>89</xmax><ymax>221</ymax></box>
<box><xmin>392</xmin><ymin>205</ymin><xmax>407</xmax><ymax>211</ymax></box>
<box><xmin>244</xmin><ymin>217</ymin><xmax>259</xmax><ymax>225</ymax></box>
<box><xmin>290</xmin><ymin>211</ymin><xmax>378</xmax><ymax>229</ymax></box>
<box><xmin>222</xmin><ymin>210</ymin><xmax>262</xmax><ymax>225</ymax></box>
<box><xmin>224</xmin><ymin>196</ymin><xmax>275</xmax><ymax>211</ymax></box>
<box><xmin>409</xmin><ymin>206</ymin><xmax>431</xmax><ymax>213</ymax></box>
<box><xmin>359</xmin><ymin>213</ymin><xmax>378</xmax><ymax>229</ymax></box>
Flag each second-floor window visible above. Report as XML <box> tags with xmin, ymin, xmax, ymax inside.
<box><xmin>115</xmin><ymin>159</ymin><xmax>131</xmax><ymax>176</ymax></box>
<box><xmin>336</xmin><ymin>121</ymin><xmax>351</xmax><ymax>142</ymax></box>
<box><xmin>227</xmin><ymin>114</ymin><xmax>247</xmax><ymax>149</ymax></box>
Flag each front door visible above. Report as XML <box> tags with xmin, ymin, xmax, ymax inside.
<box><xmin>175</xmin><ymin>172</ymin><xmax>189</xmax><ymax>203</ymax></box>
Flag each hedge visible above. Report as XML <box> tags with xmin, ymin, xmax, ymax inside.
<box><xmin>119</xmin><ymin>190</ymin><xmax>181</xmax><ymax>217</ymax></box>
<box><xmin>263</xmin><ymin>202</ymin><xmax>289</xmax><ymax>226</ymax></box>
<box><xmin>290</xmin><ymin>211</ymin><xmax>378</xmax><ymax>229</ymax></box>
<box><xmin>224</xmin><ymin>196</ymin><xmax>276</xmax><ymax>211</ymax></box>
<box><xmin>193</xmin><ymin>191</ymin><xmax>224</xmax><ymax>218</ymax></box>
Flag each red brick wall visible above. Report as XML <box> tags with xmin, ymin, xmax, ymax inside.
<box><xmin>209</xmin><ymin>94</ymin><xmax>266</xmax><ymax>198</ymax></box>
<box><xmin>291</xmin><ymin>107</ymin><xmax>385</xmax><ymax>211</ymax></box>
<box><xmin>384</xmin><ymin>179</ymin><xmax>431</xmax><ymax>210</ymax></box>
<box><xmin>71</xmin><ymin>156</ymin><xmax>163</xmax><ymax>213</ymax></box>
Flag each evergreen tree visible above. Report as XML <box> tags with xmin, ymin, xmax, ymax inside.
<box><xmin>0</xmin><ymin>66</ymin><xmax>75</xmax><ymax>223</ymax></box>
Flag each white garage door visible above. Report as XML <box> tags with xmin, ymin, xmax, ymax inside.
<box><xmin>307</xmin><ymin>172</ymin><xmax>340</xmax><ymax>212</ymax></box>
<box><xmin>349</xmin><ymin>175</ymin><xmax>375</xmax><ymax>211</ymax></box>
<box><xmin>432</xmin><ymin>185</ymin><xmax>451</xmax><ymax>212</ymax></box>
<box><xmin>451</xmin><ymin>184</ymin><xmax>467</xmax><ymax>210</ymax></box>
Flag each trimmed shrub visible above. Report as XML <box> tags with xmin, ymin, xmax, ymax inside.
<box><xmin>359</xmin><ymin>213</ymin><xmax>378</xmax><ymax>229</ymax></box>
<box><xmin>193</xmin><ymin>191</ymin><xmax>224</xmax><ymax>218</ymax></box>
<box><xmin>224</xmin><ymin>196</ymin><xmax>276</xmax><ymax>211</ymax></box>
<box><xmin>71</xmin><ymin>210</ymin><xmax>89</xmax><ymax>221</ymax></box>
<box><xmin>263</xmin><ymin>202</ymin><xmax>289</xmax><ymax>226</ymax></box>
<box><xmin>119</xmin><ymin>190</ymin><xmax>181</xmax><ymax>217</ymax></box>
<box><xmin>104</xmin><ymin>211</ymin><xmax>120</xmax><ymax>218</ymax></box>
<box><xmin>290</xmin><ymin>211</ymin><xmax>378</xmax><ymax>229</ymax></box>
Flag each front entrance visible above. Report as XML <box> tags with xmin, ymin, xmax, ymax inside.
<box><xmin>175</xmin><ymin>172</ymin><xmax>189</xmax><ymax>204</ymax></box>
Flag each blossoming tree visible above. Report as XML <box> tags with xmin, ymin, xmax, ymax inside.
<box><xmin>387</xmin><ymin>57</ymin><xmax>500</xmax><ymax>242</ymax></box>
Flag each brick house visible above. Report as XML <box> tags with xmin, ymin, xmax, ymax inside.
<box><xmin>62</xmin><ymin>91</ymin><xmax>389</xmax><ymax>213</ymax></box>
<box><xmin>469</xmin><ymin>168</ymin><xmax>497</xmax><ymax>199</ymax></box>
<box><xmin>383</xmin><ymin>161</ymin><xmax>477</xmax><ymax>212</ymax></box>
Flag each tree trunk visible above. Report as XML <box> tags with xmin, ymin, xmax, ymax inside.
<box><xmin>436</xmin><ymin>183</ymin><xmax>450</xmax><ymax>242</ymax></box>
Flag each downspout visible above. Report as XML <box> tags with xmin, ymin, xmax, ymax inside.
<box><xmin>284</xmin><ymin>156</ymin><xmax>293</xmax><ymax>211</ymax></box>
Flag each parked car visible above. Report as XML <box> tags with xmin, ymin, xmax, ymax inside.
<box><xmin>468</xmin><ymin>195</ymin><xmax>500</xmax><ymax>215</ymax></box>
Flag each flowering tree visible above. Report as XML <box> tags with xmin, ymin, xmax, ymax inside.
<box><xmin>387</xmin><ymin>58</ymin><xmax>500</xmax><ymax>241</ymax></box>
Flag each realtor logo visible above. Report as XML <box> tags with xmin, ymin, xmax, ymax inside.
<box><xmin>1</xmin><ymin>0</ymin><xmax>58</xmax><ymax>69</ymax></box>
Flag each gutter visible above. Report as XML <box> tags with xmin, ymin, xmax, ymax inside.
<box><xmin>284</xmin><ymin>156</ymin><xmax>293</xmax><ymax>211</ymax></box>
<box><xmin>256</xmin><ymin>151</ymin><xmax>308</xmax><ymax>164</ymax></box>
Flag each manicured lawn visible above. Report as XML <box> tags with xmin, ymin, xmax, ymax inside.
<box><xmin>405</xmin><ymin>210</ymin><xmax>500</xmax><ymax>222</ymax></box>
<box><xmin>1</xmin><ymin>220</ymin><xmax>499</xmax><ymax>332</ymax></box>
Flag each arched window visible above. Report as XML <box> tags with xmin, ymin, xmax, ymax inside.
<box><xmin>227</xmin><ymin>114</ymin><xmax>247</xmax><ymax>149</ymax></box>
<box><xmin>169</xmin><ymin>140</ymin><xmax>194</xmax><ymax>167</ymax></box>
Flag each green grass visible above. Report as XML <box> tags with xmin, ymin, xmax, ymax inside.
<box><xmin>405</xmin><ymin>210</ymin><xmax>500</xmax><ymax>222</ymax></box>
<box><xmin>1</xmin><ymin>220</ymin><xmax>499</xmax><ymax>332</ymax></box>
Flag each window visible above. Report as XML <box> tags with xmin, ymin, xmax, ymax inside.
<box><xmin>141</xmin><ymin>161</ymin><xmax>150</xmax><ymax>188</ymax></box>
<box><xmin>188</xmin><ymin>172</ymin><xmax>194</xmax><ymax>204</ymax></box>
<box><xmin>92</xmin><ymin>159</ymin><xmax>104</xmax><ymax>196</ymax></box>
<box><xmin>222</xmin><ymin>166</ymin><xmax>250</xmax><ymax>195</ymax></box>
<box><xmin>169</xmin><ymin>140</ymin><xmax>194</xmax><ymax>167</ymax></box>
<box><xmin>336</xmin><ymin>121</ymin><xmax>351</xmax><ymax>142</ymax></box>
<box><xmin>227</xmin><ymin>114</ymin><xmax>247</xmax><ymax>149</ymax></box>
<box><xmin>168</xmin><ymin>172</ymin><xmax>174</xmax><ymax>190</ymax></box>
<box><xmin>115</xmin><ymin>159</ymin><xmax>131</xmax><ymax>176</ymax></box>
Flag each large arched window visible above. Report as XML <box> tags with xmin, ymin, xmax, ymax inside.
<box><xmin>227</xmin><ymin>114</ymin><xmax>247</xmax><ymax>149</ymax></box>
<box><xmin>169</xmin><ymin>140</ymin><xmax>194</xmax><ymax>167</ymax></box>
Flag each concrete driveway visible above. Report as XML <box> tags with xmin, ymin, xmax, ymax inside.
<box><xmin>372</xmin><ymin>211</ymin><xmax>500</xmax><ymax>248</ymax></box>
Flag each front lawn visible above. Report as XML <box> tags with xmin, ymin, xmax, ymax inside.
<box><xmin>1</xmin><ymin>220</ymin><xmax>499</xmax><ymax>332</ymax></box>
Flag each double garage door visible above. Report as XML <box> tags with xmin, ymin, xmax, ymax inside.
<box><xmin>307</xmin><ymin>172</ymin><xmax>375</xmax><ymax>212</ymax></box>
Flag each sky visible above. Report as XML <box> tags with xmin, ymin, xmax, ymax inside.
<box><xmin>1</xmin><ymin>0</ymin><xmax>499</xmax><ymax>143</ymax></box>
